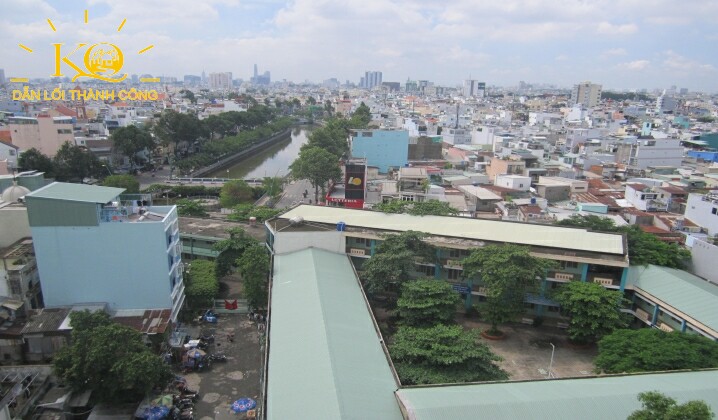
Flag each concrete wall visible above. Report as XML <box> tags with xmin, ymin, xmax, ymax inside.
<box><xmin>272</xmin><ymin>231</ymin><xmax>344</xmax><ymax>255</ymax></box>
<box><xmin>0</xmin><ymin>206</ymin><xmax>30</xmax><ymax>248</ymax></box>
<box><xmin>688</xmin><ymin>238</ymin><xmax>718</xmax><ymax>285</ymax></box>
<box><xmin>685</xmin><ymin>194</ymin><xmax>718</xmax><ymax>236</ymax></box>
<box><xmin>351</xmin><ymin>130</ymin><xmax>409</xmax><ymax>173</ymax></box>
<box><xmin>31</xmin><ymin>219</ymin><xmax>176</xmax><ymax>311</ymax></box>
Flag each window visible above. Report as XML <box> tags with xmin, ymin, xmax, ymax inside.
<box><xmin>548</xmin><ymin>306</ymin><xmax>560</xmax><ymax>312</ymax></box>
<box><xmin>560</xmin><ymin>261</ymin><xmax>579</xmax><ymax>269</ymax></box>
<box><xmin>417</xmin><ymin>265</ymin><xmax>435</xmax><ymax>277</ymax></box>
<box><xmin>448</xmin><ymin>269</ymin><xmax>461</xmax><ymax>280</ymax></box>
<box><xmin>449</xmin><ymin>249</ymin><xmax>461</xmax><ymax>258</ymax></box>
<box><xmin>713</xmin><ymin>208</ymin><xmax>717</xmax><ymax>215</ymax></box>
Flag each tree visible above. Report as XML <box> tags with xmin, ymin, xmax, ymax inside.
<box><xmin>306</xmin><ymin>96</ymin><xmax>317</xmax><ymax>105</ymax></box>
<box><xmin>18</xmin><ymin>148</ymin><xmax>55</xmax><ymax>176</ymax></box>
<box><xmin>262</xmin><ymin>177</ymin><xmax>283</xmax><ymax>199</ymax></box>
<box><xmin>153</xmin><ymin>110</ymin><xmax>203</xmax><ymax>156</ymax></box>
<box><xmin>350</xmin><ymin>102</ymin><xmax>371</xmax><ymax>128</ymax></box>
<box><xmin>228</xmin><ymin>204</ymin><xmax>281</xmax><ymax>222</ymax></box>
<box><xmin>373</xmin><ymin>200</ymin><xmax>410</xmax><ymax>214</ymax></box>
<box><xmin>184</xmin><ymin>260</ymin><xmax>219</xmax><ymax>308</ymax></box>
<box><xmin>53</xmin><ymin>142</ymin><xmax>103</xmax><ymax>182</ymax></box>
<box><xmin>361</xmin><ymin>231</ymin><xmax>436</xmax><ymax>295</ymax></box>
<box><xmin>203</xmin><ymin>114</ymin><xmax>235</xmax><ymax>140</ymax></box>
<box><xmin>176</xmin><ymin>199</ymin><xmax>208</xmax><ymax>217</ymax></box>
<box><xmin>213</xmin><ymin>227</ymin><xmax>257</xmax><ymax>277</ymax></box>
<box><xmin>101</xmin><ymin>174</ymin><xmax>140</xmax><ymax>193</ymax></box>
<box><xmin>554</xmin><ymin>281</ymin><xmax>629</xmax><ymax>344</ymax></box>
<box><xmin>628</xmin><ymin>391</ymin><xmax>714</xmax><ymax>420</ymax></box>
<box><xmin>180</xmin><ymin>89</ymin><xmax>197</xmax><ymax>104</ymax></box>
<box><xmin>302</xmin><ymin>126</ymin><xmax>348</xmax><ymax>158</ymax></box>
<box><xmin>462</xmin><ymin>244</ymin><xmax>556</xmax><ymax>335</ymax></box>
<box><xmin>53</xmin><ymin>311</ymin><xmax>172</xmax><ymax>403</ymax></box>
<box><xmin>324</xmin><ymin>100</ymin><xmax>334</xmax><ymax>116</ymax></box>
<box><xmin>620</xmin><ymin>225</ymin><xmax>691</xmax><ymax>269</ymax></box>
<box><xmin>390</xmin><ymin>324</ymin><xmax>507</xmax><ymax>385</ymax></box>
<box><xmin>556</xmin><ymin>214</ymin><xmax>617</xmax><ymax>232</ymax></box>
<box><xmin>595</xmin><ymin>329</ymin><xmax>718</xmax><ymax>374</ymax></box>
<box><xmin>111</xmin><ymin>125</ymin><xmax>154</xmax><ymax>168</ymax></box>
<box><xmin>397</xmin><ymin>279</ymin><xmax>460</xmax><ymax>327</ymax></box>
<box><xmin>289</xmin><ymin>146</ymin><xmax>342</xmax><ymax>203</ymax></box>
<box><xmin>236</xmin><ymin>244</ymin><xmax>270</xmax><ymax>309</ymax></box>
<box><xmin>219</xmin><ymin>180</ymin><xmax>254</xmax><ymax>208</ymax></box>
<box><xmin>410</xmin><ymin>200</ymin><xmax>458</xmax><ymax>216</ymax></box>
<box><xmin>555</xmin><ymin>216</ymin><xmax>691</xmax><ymax>269</ymax></box>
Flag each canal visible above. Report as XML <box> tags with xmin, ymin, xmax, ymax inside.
<box><xmin>208</xmin><ymin>127</ymin><xmax>311</xmax><ymax>179</ymax></box>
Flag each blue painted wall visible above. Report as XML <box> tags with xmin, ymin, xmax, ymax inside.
<box><xmin>687</xmin><ymin>150</ymin><xmax>718</xmax><ymax>162</ymax></box>
<box><xmin>351</xmin><ymin>130</ymin><xmax>409</xmax><ymax>173</ymax></box>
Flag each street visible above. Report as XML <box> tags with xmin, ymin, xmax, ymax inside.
<box><xmin>274</xmin><ymin>179</ymin><xmax>314</xmax><ymax>208</ymax></box>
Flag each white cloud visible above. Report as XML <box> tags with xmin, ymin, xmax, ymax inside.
<box><xmin>662</xmin><ymin>50</ymin><xmax>716</xmax><ymax>72</ymax></box>
<box><xmin>602</xmin><ymin>48</ymin><xmax>628</xmax><ymax>57</ymax></box>
<box><xmin>596</xmin><ymin>22</ymin><xmax>638</xmax><ymax>35</ymax></box>
<box><xmin>617</xmin><ymin>60</ymin><xmax>650</xmax><ymax>71</ymax></box>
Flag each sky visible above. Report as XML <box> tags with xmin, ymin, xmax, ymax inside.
<box><xmin>2</xmin><ymin>0</ymin><xmax>718</xmax><ymax>92</ymax></box>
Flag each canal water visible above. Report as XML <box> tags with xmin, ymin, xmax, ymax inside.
<box><xmin>209</xmin><ymin>127</ymin><xmax>311</xmax><ymax>179</ymax></box>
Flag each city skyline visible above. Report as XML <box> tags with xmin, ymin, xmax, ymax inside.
<box><xmin>1</xmin><ymin>0</ymin><xmax>717</xmax><ymax>92</ymax></box>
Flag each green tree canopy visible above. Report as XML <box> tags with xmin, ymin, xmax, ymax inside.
<box><xmin>390</xmin><ymin>324</ymin><xmax>507</xmax><ymax>385</ymax></box>
<box><xmin>462</xmin><ymin>244</ymin><xmax>556</xmax><ymax>334</ymax></box>
<box><xmin>53</xmin><ymin>142</ymin><xmax>104</xmax><ymax>182</ymax></box>
<box><xmin>373</xmin><ymin>200</ymin><xmax>410</xmax><ymax>214</ymax></box>
<box><xmin>153</xmin><ymin>110</ymin><xmax>203</xmax><ymax>156</ymax></box>
<box><xmin>101</xmin><ymin>174</ymin><xmax>140</xmax><ymax>193</ymax></box>
<box><xmin>289</xmin><ymin>146</ymin><xmax>342</xmax><ymax>203</ymax></box>
<box><xmin>555</xmin><ymin>216</ymin><xmax>691</xmax><ymax>269</ymax></box>
<box><xmin>554</xmin><ymin>281</ymin><xmax>629</xmax><ymax>344</ymax></box>
<box><xmin>213</xmin><ymin>227</ymin><xmax>258</xmax><ymax>277</ymax></box>
<box><xmin>628</xmin><ymin>391</ymin><xmax>714</xmax><ymax>420</ymax></box>
<box><xmin>262</xmin><ymin>177</ymin><xmax>283</xmax><ymax>198</ymax></box>
<box><xmin>180</xmin><ymin>89</ymin><xmax>197</xmax><ymax>104</ymax></box>
<box><xmin>361</xmin><ymin>231</ymin><xmax>436</xmax><ymax>295</ymax></box>
<box><xmin>236</xmin><ymin>244</ymin><xmax>270</xmax><ymax>309</ymax></box>
<box><xmin>176</xmin><ymin>198</ymin><xmax>209</xmax><ymax>217</ymax></box>
<box><xmin>351</xmin><ymin>102</ymin><xmax>372</xmax><ymax>128</ymax></box>
<box><xmin>227</xmin><ymin>204</ymin><xmax>281</xmax><ymax>222</ymax></box>
<box><xmin>184</xmin><ymin>259</ymin><xmax>219</xmax><ymax>308</ymax></box>
<box><xmin>220</xmin><ymin>180</ymin><xmax>254</xmax><ymax>208</ymax></box>
<box><xmin>595</xmin><ymin>329</ymin><xmax>718</xmax><ymax>374</ymax></box>
<box><xmin>110</xmin><ymin>125</ymin><xmax>155</xmax><ymax>168</ymax></box>
<box><xmin>53</xmin><ymin>311</ymin><xmax>172</xmax><ymax>403</ymax></box>
<box><xmin>397</xmin><ymin>279</ymin><xmax>460</xmax><ymax>327</ymax></box>
<box><xmin>17</xmin><ymin>147</ymin><xmax>55</xmax><ymax>176</ymax></box>
<box><xmin>374</xmin><ymin>200</ymin><xmax>458</xmax><ymax>216</ymax></box>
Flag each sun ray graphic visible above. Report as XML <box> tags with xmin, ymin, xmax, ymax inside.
<box><xmin>47</xmin><ymin>19</ymin><xmax>56</xmax><ymax>32</ymax></box>
<box><xmin>138</xmin><ymin>45</ymin><xmax>154</xmax><ymax>54</ymax></box>
<box><xmin>18</xmin><ymin>44</ymin><xmax>33</xmax><ymax>53</ymax></box>
<box><xmin>117</xmin><ymin>18</ymin><xmax>127</xmax><ymax>32</ymax></box>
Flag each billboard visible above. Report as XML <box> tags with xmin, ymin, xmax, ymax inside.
<box><xmin>345</xmin><ymin>163</ymin><xmax>366</xmax><ymax>200</ymax></box>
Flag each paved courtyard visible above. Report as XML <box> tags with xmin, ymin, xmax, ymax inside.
<box><xmin>460</xmin><ymin>319</ymin><xmax>598</xmax><ymax>381</ymax></box>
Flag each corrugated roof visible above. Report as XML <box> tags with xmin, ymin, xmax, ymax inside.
<box><xmin>396</xmin><ymin>370</ymin><xmax>718</xmax><ymax>420</ymax></box>
<box><xmin>26</xmin><ymin>182</ymin><xmax>124</xmax><ymax>203</ymax></box>
<box><xmin>268</xmin><ymin>248</ymin><xmax>401</xmax><ymax>420</ymax></box>
<box><xmin>279</xmin><ymin>205</ymin><xmax>625</xmax><ymax>255</ymax></box>
<box><xmin>627</xmin><ymin>265</ymin><xmax>718</xmax><ymax>334</ymax></box>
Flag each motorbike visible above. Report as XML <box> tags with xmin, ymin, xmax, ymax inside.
<box><xmin>208</xmin><ymin>353</ymin><xmax>227</xmax><ymax>362</ymax></box>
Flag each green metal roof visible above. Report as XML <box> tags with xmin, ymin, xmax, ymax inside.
<box><xmin>26</xmin><ymin>182</ymin><xmax>124</xmax><ymax>203</ymax></box>
<box><xmin>627</xmin><ymin>265</ymin><xmax>718</xmax><ymax>334</ymax></box>
<box><xmin>396</xmin><ymin>370</ymin><xmax>718</xmax><ymax>420</ymax></box>
<box><xmin>268</xmin><ymin>248</ymin><xmax>402</xmax><ymax>420</ymax></box>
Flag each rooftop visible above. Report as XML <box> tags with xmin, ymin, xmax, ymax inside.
<box><xmin>627</xmin><ymin>265</ymin><xmax>718</xmax><ymax>335</ymax></box>
<box><xmin>396</xmin><ymin>370</ymin><xmax>718</xmax><ymax>420</ymax></box>
<box><xmin>26</xmin><ymin>182</ymin><xmax>124</xmax><ymax>204</ymax></box>
<box><xmin>277</xmin><ymin>205</ymin><xmax>626</xmax><ymax>256</ymax></box>
<box><xmin>268</xmin><ymin>248</ymin><xmax>401</xmax><ymax>420</ymax></box>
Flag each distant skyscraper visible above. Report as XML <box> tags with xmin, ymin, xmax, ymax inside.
<box><xmin>570</xmin><ymin>81</ymin><xmax>602</xmax><ymax>108</ymax></box>
<box><xmin>254</xmin><ymin>64</ymin><xmax>258</xmax><ymax>78</ymax></box>
<box><xmin>209</xmin><ymin>72</ymin><xmax>232</xmax><ymax>89</ymax></box>
<box><xmin>0</xmin><ymin>68</ymin><xmax>5</xmax><ymax>84</ymax></box>
<box><xmin>463</xmin><ymin>80</ymin><xmax>486</xmax><ymax>98</ymax></box>
<box><xmin>251</xmin><ymin>65</ymin><xmax>271</xmax><ymax>85</ymax></box>
<box><xmin>361</xmin><ymin>71</ymin><xmax>382</xmax><ymax>89</ymax></box>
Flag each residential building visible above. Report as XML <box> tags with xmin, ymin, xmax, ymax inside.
<box><xmin>615</xmin><ymin>138</ymin><xmax>684</xmax><ymax>169</ymax></box>
<box><xmin>570</xmin><ymin>81</ymin><xmax>602</xmax><ymax>108</ymax></box>
<box><xmin>209</xmin><ymin>72</ymin><xmax>232</xmax><ymax>90</ymax></box>
<box><xmin>7</xmin><ymin>115</ymin><xmax>74</xmax><ymax>157</ymax></box>
<box><xmin>456</xmin><ymin>185</ymin><xmax>502</xmax><ymax>213</ymax></box>
<box><xmin>0</xmin><ymin>238</ymin><xmax>42</xmax><ymax>309</ymax></box>
<box><xmin>0</xmin><ymin>140</ymin><xmax>18</xmax><ymax>175</ymax></box>
<box><xmin>361</xmin><ymin>71</ymin><xmax>382</xmax><ymax>89</ymax></box>
<box><xmin>25</xmin><ymin>183</ymin><xmax>185</xmax><ymax>321</ymax></box>
<box><xmin>463</xmin><ymin>80</ymin><xmax>485</xmax><ymax>98</ymax></box>
<box><xmin>350</xmin><ymin>129</ymin><xmax>409</xmax><ymax>173</ymax></box>
<box><xmin>486</xmin><ymin>156</ymin><xmax>526</xmax><ymax>183</ymax></box>
<box><xmin>441</xmin><ymin>128</ymin><xmax>472</xmax><ymax>145</ymax></box>
<box><xmin>625</xmin><ymin>183</ymin><xmax>669</xmax><ymax>212</ymax></box>
<box><xmin>685</xmin><ymin>192</ymin><xmax>718</xmax><ymax>235</ymax></box>
<box><xmin>495</xmin><ymin>174</ymin><xmax>531</xmax><ymax>192</ymax></box>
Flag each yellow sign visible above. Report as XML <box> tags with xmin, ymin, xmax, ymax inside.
<box><xmin>17</xmin><ymin>10</ymin><xmax>154</xmax><ymax>84</ymax></box>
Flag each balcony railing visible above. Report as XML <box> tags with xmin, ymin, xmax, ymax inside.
<box><xmin>587</xmin><ymin>273</ymin><xmax>620</xmax><ymax>287</ymax></box>
<box><xmin>348</xmin><ymin>248</ymin><xmax>366</xmax><ymax>256</ymax></box>
<box><xmin>635</xmin><ymin>307</ymin><xmax>651</xmax><ymax>322</ymax></box>
<box><xmin>547</xmin><ymin>271</ymin><xmax>576</xmax><ymax>282</ymax></box>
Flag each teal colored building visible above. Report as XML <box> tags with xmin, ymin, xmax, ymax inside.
<box><xmin>350</xmin><ymin>129</ymin><xmax>409</xmax><ymax>173</ymax></box>
<box><xmin>25</xmin><ymin>183</ymin><xmax>185</xmax><ymax>321</ymax></box>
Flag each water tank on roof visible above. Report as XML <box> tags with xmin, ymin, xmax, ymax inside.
<box><xmin>289</xmin><ymin>216</ymin><xmax>304</xmax><ymax>225</ymax></box>
<box><xmin>1</xmin><ymin>184</ymin><xmax>30</xmax><ymax>203</ymax></box>
<box><xmin>337</xmin><ymin>221</ymin><xmax>346</xmax><ymax>231</ymax></box>
<box><xmin>530</xmin><ymin>197</ymin><xmax>536</xmax><ymax>204</ymax></box>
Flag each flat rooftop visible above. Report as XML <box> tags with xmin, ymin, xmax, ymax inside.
<box><xmin>277</xmin><ymin>205</ymin><xmax>626</xmax><ymax>256</ymax></box>
<box><xmin>26</xmin><ymin>182</ymin><xmax>124</xmax><ymax>204</ymax></box>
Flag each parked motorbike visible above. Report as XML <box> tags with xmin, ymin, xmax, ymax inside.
<box><xmin>208</xmin><ymin>353</ymin><xmax>227</xmax><ymax>362</ymax></box>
